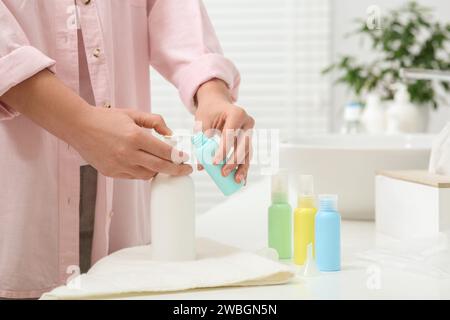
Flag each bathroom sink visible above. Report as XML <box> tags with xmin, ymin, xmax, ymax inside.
<box><xmin>280</xmin><ymin>134</ymin><xmax>434</xmax><ymax>220</ymax></box>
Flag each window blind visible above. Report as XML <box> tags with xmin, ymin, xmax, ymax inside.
<box><xmin>150</xmin><ymin>0</ymin><xmax>331</xmax><ymax>213</ymax></box>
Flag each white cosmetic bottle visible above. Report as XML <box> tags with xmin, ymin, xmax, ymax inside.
<box><xmin>361</xmin><ymin>93</ymin><xmax>386</xmax><ymax>134</ymax></box>
<box><xmin>150</xmin><ymin>137</ymin><xmax>196</xmax><ymax>261</ymax></box>
<box><xmin>386</xmin><ymin>84</ymin><xmax>422</xmax><ymax>133</ymax></box>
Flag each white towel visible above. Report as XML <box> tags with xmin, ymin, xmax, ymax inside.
<box><xmin>429</xmin><ymin>122</ymin><xmax>450</xmax><ymax>176</ymax></box>
<box><xmin>40</xmin><ymin>238</ymin><xmax>295</xmax><ymax>300</ymax></box>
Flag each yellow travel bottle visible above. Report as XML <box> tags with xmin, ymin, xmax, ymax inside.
<box><xmin>294</xmin><ymin>175</ymin><xmax>317</xmax><ymax>265</ymax></box>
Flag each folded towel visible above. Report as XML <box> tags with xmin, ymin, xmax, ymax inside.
<box><xmin>40</xmin><ymin>238</ymin><xmax>295</xmax><ymax>300</ymax></box>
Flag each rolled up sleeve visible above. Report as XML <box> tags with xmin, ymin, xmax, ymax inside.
<box><xmin>0</xmin><ymin>3</ymin><xmax>55</xmax><ymax>120</ymax></box>
<box><xmin>148</xmin><ymin>0</ymin><xmax>240</xmax><ymax>113</ymax></box>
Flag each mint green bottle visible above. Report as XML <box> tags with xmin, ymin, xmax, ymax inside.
<box><xmin>268</xmin><ymin>170</ymin><xmax>292</xmax><ymax>259</ymax></box>
<box><xmin>191</xmin><ymin>132</ymin><xmax>243</xmax><ymax>196</ymax></box>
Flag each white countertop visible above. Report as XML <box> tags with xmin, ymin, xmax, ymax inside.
<box><xmin>134</xmin><ymin>178</ymin><xmax>450</xmax><ymax>300</ymax></box>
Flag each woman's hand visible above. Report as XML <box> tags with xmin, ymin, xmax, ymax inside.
<box><xmin>195</xmin><ymin>79</ymin><xmax>255</xmax><ymax>184</ymax></box>
<box><xmin>70</xmin><ymin>107</ymin><xmax>192</xmax><ymax>180</ymax></box>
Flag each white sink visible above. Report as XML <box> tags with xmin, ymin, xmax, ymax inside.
<box><xmin>280</xmin><ymin>134</ymin><xmax>433</xmax><ymax>220</ymax></box>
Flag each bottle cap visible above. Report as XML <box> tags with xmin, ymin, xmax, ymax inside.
<box><xmin>191</xmin><ymin>132</ymin><xmax>207</xmax><ymax>148</ymax></box>
<box><xmin>271</xmin><ymin>170</ymin><xmax>289</xmax><ymax>203</ymax></box>
<box><xmin>298</xmin><ymin>174</ymin><xmax>315</xmax><ymax>207</ymax></box>
<box><xmin>298</xmin><ymin>174</ymin><xmax>314</xmax><ymax>196</ymax></box>
<box><xmin>319</xmin><ymin>194</ymin><xmax>338</xmax><ymax>211</ymax></box>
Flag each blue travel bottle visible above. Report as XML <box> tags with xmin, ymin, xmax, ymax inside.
<box><xmin>315</xmin><ymin>195</ymin><xmax>341</xmax><ymax>271</ymax></box>
<box><xmin>191</xmin><ymin>132</ymin><xmax>243</xmax><ymax>196</ymax></box>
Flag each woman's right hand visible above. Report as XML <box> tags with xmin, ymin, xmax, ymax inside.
<box><xmin>69</xmin><ymin>107</ymin><xmax>192</xmax><ymax>180</ymax></box>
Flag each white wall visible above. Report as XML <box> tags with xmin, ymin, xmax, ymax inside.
<box><xmin>152</xmin><ymin>0</ymin><xmax>332</xmax><ymax>213</ymax></box>
<box><xmin>330</xmin><ymin>0</ymin><xmax>450</xmax><ymax>133</ymax></box>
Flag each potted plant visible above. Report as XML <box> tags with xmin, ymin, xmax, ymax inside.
<box><xmin>323</xmin><ymin>1</ymin><xmax>450</xmax><ymax>133</ymax></box>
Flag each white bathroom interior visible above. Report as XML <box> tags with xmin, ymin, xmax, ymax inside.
<box><xmin>152</xmin><ymin>0</ymin><xmax>449</xmax><ymax>212</ymax></box>
<box><xmin>42</xmin><ymin>0</ymin><xmax>450</xmax><ymax>299</ymax></box>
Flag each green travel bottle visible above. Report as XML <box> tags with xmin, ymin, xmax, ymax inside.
<box><xmin>268</xmin><ymin>170</ymin><xmax>292</xmax><ymax>259</ymax></box>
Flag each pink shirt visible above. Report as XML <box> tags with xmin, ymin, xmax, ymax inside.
<box><xmin>0</xmin><ymin>0</ymin><xmax>240</xmax><ymax>299</ymax></box>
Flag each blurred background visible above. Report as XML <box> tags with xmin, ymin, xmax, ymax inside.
<box><xmin>151</xmin><ymin>0</ymin><xmax>450</xmax><ymax>213</ymax></box>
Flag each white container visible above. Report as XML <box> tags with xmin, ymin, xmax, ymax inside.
<box><xmin>361</xmin><ymin>93</ymin><xmax>386</xmax><ymax>134</ymax></box>
<box><xmin>341</xmin><ymin>102</ymin><xmax>363</xmax><ymax>134</ymax></box>
<box><xmin>386</xmin><ymin>84</ymin><xmax>426</xmax><ymax>134</ymax></box>
<box><xmin>150</xmin><ymin>174</ymin><xmax>196</xmax><ymax>261</ymax></box>
<box><xmin>376</xmin><ymin>170</ymin><xmax>450</xmax><ymax>239</ymax></box>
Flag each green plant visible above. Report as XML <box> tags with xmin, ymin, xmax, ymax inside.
<box><xmin>323</xmin><ymin>1</ymin><xmax>450</xmax><ymax>109</ymax></box>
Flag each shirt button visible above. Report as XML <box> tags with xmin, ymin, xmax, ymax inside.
<box><xmin>93</xmin><ymin>48</ymin><xmax>101</xmax><ymax>58</ymax></box>
<box><xmin>103</xmin><ymin>102</ymin><xmax>112</xmax><ymax>108</ymax></box>
<box><xmin>83</xmin><ymin>0</ymin><xmax>91</xmax><ymax>5</ymax></box>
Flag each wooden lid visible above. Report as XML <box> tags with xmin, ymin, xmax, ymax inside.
<box><xmin>377</xmin><ymin>170</ymin><xmax>450</xmax><ymax>188</ymax></box>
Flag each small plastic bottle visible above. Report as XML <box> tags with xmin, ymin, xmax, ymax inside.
<box><xmin>361</xmin><ymin>93</ymin><xmax>386</xmax><ymax>134</ymax></box>
<box><xmin>341</xmin><ymin>102</ymin><xmax>363</xmax><ymax>134</ymax></box>
<box><xmin>294</xmin><ymin>175</ymin><xmax>317</xmax><ymax>265</ymax></box>
<box><xmin>191</xmin><ymin>132</ymin><xmax>243</xmax><ymax>196</ymax></box>
<box><xmin>268</xmin><ymin>170</ymin><xmax>292</xmax><ymax>259</ymax></box>
<box><xmin>315</xmin><ymin>195</ymin><xmax>341</xmax><ymax>271</ymax></box>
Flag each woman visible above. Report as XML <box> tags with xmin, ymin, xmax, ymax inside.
<box><xmin>0</xmin><ymin>0</ymin><xmax>254</xmax><ymax>299</ymax></box>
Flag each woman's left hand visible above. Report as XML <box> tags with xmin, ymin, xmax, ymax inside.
<box><xmin>195</xmin><ymin>79</ymin><xmax>255</xmax><ymax>184</ymax></box>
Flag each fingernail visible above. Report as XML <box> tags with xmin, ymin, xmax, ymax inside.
<box><xmin>235</xmin><ymin>174</ymin><xmax>242</xmax><ymax>183</ymax></box>
<box><xmin>222</xmin><ymin>168</ymin><xmax>229</xmax><ymax>177</ymax></box>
